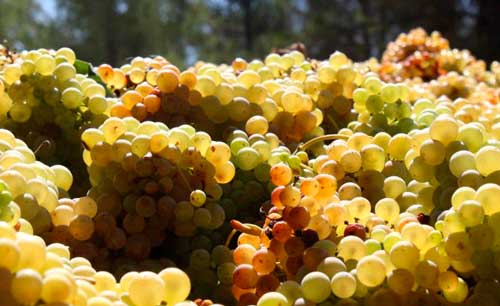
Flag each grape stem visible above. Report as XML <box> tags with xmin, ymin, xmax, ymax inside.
<box><xmin>74</xmin><ymin>276</ymin><xmax>95</xmax><ymax>284</ymax></box>
<box><xmin>225</xmin><ymin>220</ymin><xmax>263</xmax><ymax>247</ymax></box>
<box><xmin>225</xmin><ymin>229</ymin><xmax>237</xmax><ymax>247</ymax></box>
<box><xmin>299</xmin><ymin>163</ymin><xmax>314</xmax><ymax>172</ymax></box>
<box><xmin>34</xmin><ymin>140</ymin><xmax>51</xmax><ymax>155</ymax></box>
<box><xmin>297</xmin><ymin>133</ymin><xmax>348</xmax><ymax>152</ymax></box>
<box><xmin>176</xmin><ymin>165</ymin><xmax>192</xmax><ymax>190</ymax></box>
<box><xmin>326</xmin><ymin>113</ymin><xmax>340</xmax><ymax>132</ymax></box>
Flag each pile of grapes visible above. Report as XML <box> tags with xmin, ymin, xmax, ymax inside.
<box><xmin>0</xmin><ymin>28</ymin><xmax>500</xmax><ymax>306</ymax></box>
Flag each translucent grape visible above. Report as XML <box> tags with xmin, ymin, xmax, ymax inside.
<box><xmin>300</xmin><ymin>272</ymin><xmax>331</xmax><ymax>303</ymax></box>
<box><xmin>330</xmin><ymin>271</ymin><xmax>356</xmax><ymax>299</ymax></box>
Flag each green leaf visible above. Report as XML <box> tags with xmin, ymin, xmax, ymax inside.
<box><xmin>74</xmin><ymin>59</ymin><xmax>91</xmax><ymax>75</ymax></box>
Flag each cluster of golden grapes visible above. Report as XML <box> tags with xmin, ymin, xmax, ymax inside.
<box><xmin>97</xmin><ymin>50</ymin><xmax>361</xmax><ymax>147</ymax></box>
<box><xmin>0</xmin><ymin>28</ymin><xmax>500</xmax><ymax>306</ymax></box>
<box><xmin>0</xmin><ymin>47</ymin><xmax>118</xmax><ymax>196</ymax></box>
<box><xmin>378</xmin><ymin>28</ymin><xmax>450</xmax><ymax>81</ymax></box>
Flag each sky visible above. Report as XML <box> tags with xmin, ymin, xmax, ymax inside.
<box><xmin>38</xmin><ymin>0</ymin><xmax>57</xmax><ymax>18</ymax></box>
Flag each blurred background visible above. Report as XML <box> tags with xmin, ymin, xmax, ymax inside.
<box><xmin>1</xmin><ymin>0</ymin><xmax>498</xmax><ymax>67</ymax></box>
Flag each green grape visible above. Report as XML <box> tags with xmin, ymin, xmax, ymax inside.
<box><xmin>230</xmin><ymin>137</ymin><xmax>249</xmax><ymax>155</ymax></box>
<box><xmin>190</xmin><ymin>189</ymin><xmax>207</xmax><ymax>207</ymax></box>
<box><xmin>443</xmin><ymin>278</ymin><xmax>468</xmax><ymax>303</ymax></box>
<box><xmin>429</xmin><ymin>115</ymin><xmax>459</xmax><ymax>145</ymax></box>
<box><xmin>413</xmin><ymin>98</ymin><xmax>434</xmax><ymax>115</ymax></box>
<box><xmin>9</xmin><ymin>102</ymin><xmax>31</xmax><ymax>123</ymax></box>
<box><xmin>362</xmin><ymin>77</ymin><xmax>382</xmax><ymax>93</ymax></box>
<box><xmin>457</xmin><ymin>200</ymin><xmax>484</xmax><ymax>227</ymax></box>
<box><xmin>51</xmin><ymin>165</ymin><xmax>73</xmax><ymax>192</ymax></box>
<box><xmin>41</xmin><ymin>273</ymin><xmax>72</xmax><ymax>303</ymax></box>
<box><xmin>246</xmin><ymin>115</ymin><xmax>269</xmax><ymax>135</ymax></box>
<box><xmin>389</xmin><ymin>241</ymin><xmax>419</xmax><ymax>270</ymax></box>
<box><xmin>317</xmin><ymin>257</ymin><xmax>346</xmax><ymax>278</ymax></box>
<box><xmin>330</xmin><ymin>271</ymin><xmax>356</xmax><ymax>299</ymax></box>
<box><xmin>352</xmin><ymin>88</ymin><xmax>369</xmax><ymax>105</ymax></box>
<box><xmin>415</xmin><ymin>260</ymin><xmax>439</xmax><ymax>288</ymax></box>
<box><xmin>365</xmin><ymin>239</ymin><xmax>382</xmax><ymax>254</ymax></box>
<box><xmin>475</xmin><ymin>183</ymin><xmax>500</xmax><ymax>215</ymax></box>
<box><xmin>445</xmin><ymin>231</ymin><xmax>473</xmax><ymax>261</ymax></box>
<box><xmin>0</xmin><ymin>237</ymin><xmax>20</xmax><ymax>271</ymax></box>
<box><xmin>475</xmin><ymin>146</ymin><xmax>500</xmax><ymax>176</ymax></box>
<box><xmin>383</xmin><ymin>176</ymin><xmax>406</xmax><ymax>199</ymax></box>
<box><xmin>257</xmin><ymin>292</ymin><xmax>289</xmax><ymax>306</ymax></box>
<box><xmin>356</xmin><ymin>255</ymin><xmax>386</xmax><ymax>287</ymax></box>
<box><xmin>338</xmin><ymin>236</ymin><xmax>367</xmax><ymax>261</ymax></box>
<box><xmin>380</xmin><ymin>83</ymin><xmax>400</xmax><ymax>103</ymax></box>
<box><xmin>387</xmin><ymin>268</ymin><xmax>414</xmax><ymax>295</ymax></box>
<box><xmin>409</xmin><ymin>156</ymin><xmax>434</xmax><ymax>182</ymax></box>
<box><xmin>300</xmin><ymin>272</ymin><xmax>331</xmax><ymax>303</ymax></box>
<box><xmin>277</xmin><ymin>281</ymin><xmax>303</xmax><ymax>306</ymax></box>
<box><xmin>468</xmin><ymin>223</ymin><xmax>494</xmax><ymax>250</ymax></box>
<box><xmin>375</xmin><ymin>198</ymin><xmax>399</xmax><ymax>223</ymax></box>
<box><xmin>366</xmin><ymin>95</ymin><xmax>384</xmax><ymax>114</ymax></box>
<box><xmin>128</xmin><ymin>271</ymin><xmax>165</xmax><ymax>306</ymax></box>
<box><xmin>419</xmin><ymin>139</ymin><xmax>445</xmax><ymax>166</ymax></box>
<box><xmin>11</xmin><ymin>268</ymin><xmax>43</xmax><ymax>305</ymax></box>
<box><xmin>449</xmin><ymin>150</ymin><xmax>476</xmax><ymax>177</ymax></box>
<box><xmin>360</xmin><ymin>144</ymin><xmax>385</xmax><ymax>171</ymax></box>
<box><xmin>61</xmin><ymin>87</ymin><xmax>83</xmax><ymax>109</ymax></box>
<box><xmin>236</xmin><ymin>147</ymin><xmax>261</xmax><ymax>170</ymax></box>
<box><xmin>54</xmin><ymin>62</ymin><xmax>76</xmax><ymax>81</ymax></box>
<box><xmin>252</xmin><ymin>140</ymin><xmax>271</xmax><ymax>162</ymax></box>
<box><xmin>35</xmin><ymin>54</ymin><xmax>56</xmax><ymax>75</ymax></box>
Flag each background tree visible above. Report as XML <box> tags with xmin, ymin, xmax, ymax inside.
<box><xmin>0</xmin><ymin>0</ymin><xmax>497</xmax><ymax>67</ymax></box>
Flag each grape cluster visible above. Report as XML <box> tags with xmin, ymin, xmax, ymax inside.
<box><xmin>378</xmin><ymin>28</ymin><xmax>450</xmax><ymax>81</ymax></box>
<box><xmin>0</xmin><ymin>128</ymin><xmax>71</xmax><ymax>234</ymax></box>
<box><xmin>0</xmin><ymin>220</ymin><xmax>192</xmax><ymax>306</ymax></box>
<box><xmin>0</xmin><ymin>48</ymin><xmax>116</xmax><ymax>196</ymax></box>
<box><xmin>98</xmin><ymin>52</ymin><xmax>362</xmax><ymax>147</ymax></box>
<box><xmin>42</xmin><ymin>117</ymin><xmax>233</xmax><ymax>276</ymax></box>
<box><xmin>229</xmin><ymin>116</ymin><xmax>500</xmax><ymax>306</ymax></box>
<box><xmin>0</xmin><ymin>28</ymin><xmax>500</xmax><ymax>306</ymax></box>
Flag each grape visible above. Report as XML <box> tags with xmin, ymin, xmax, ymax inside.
<box><xmin>237</xmin><ymin>147</ymin><xmax>261</xmax><ymax>170</ymax></box>
<box><xmin>246</xmin><ymin>116</ymin><xmax>269</xmax><ymax>135</ymax></box>
<box><xmin>257</xmin><ymin>292</ymin><xmax>289</xmax><ymax>306</ymax></box>
<box><xmin>375</xmin><ymin>198</ymin><xmax>400</xmax><ymax>223</ymax></box>
<box><xmin>438</xmin><ymin>271</ymin><xmax>459</xmax><ymax>292</ymax></box>
<box><xmin>270</xmin><ymin>163</ymin><xmax>293</xmax><ymax>186</ymax></box>
<box><xmin>449</xmin><ymin>150</ymin><xmax>476</xmax><ymax>177</ymax></box>
<box><xmin>338</xmin><ymin>236</ymin><xmax>367</xmax><ymax>261</ymax></box>
<box><xmin>415</xmin><ymin>260</ymin><xmax>439</xmax><ymax>288</ymax></box>
<box><xmin>277</xmin><ymin>281</ymin><xmax>303</xmax><ymax>306</ymax></box>
<box><xmin>300</xmin><ymin>271</ymin><xmax>331</xmax><ymax>303</ymax></box>
<box><xmin>11</xmin><ymin>268</ymin><xmax>43</xmax><ymax>305</ymax></box>
<box><xmin>475</xmin><ymin>146</ymin><xmax>500</xmax><ymax>176</ymax></box>
<box><xmin>475</xmin><ymin>183</ymin><xmax>500</xmax><ymax>215</ymax></box>
<box><xmin>157</xmin><ymin>69</ymin><xmax>179</xmax><ymax>93</ymax></box>
<box><xmin>41</xmin><ymin>273</ymin><xmax>73</xmax><ymax>303</ymax></box>
<box><xmin>128</xmin><ymin>271</ymin><xmax>165</xmax><ymax>306</ymax></box>
<box><xmin>445</xmin><ymin>231</ymin><xmax>473</xmax><ymax>260</ymax></box>
<box><xmin>0</xmin><ymin>238</ymin><xmax>20</xmax><ymax>271</ymax></box>
<box><xmin>389</xmin><ymin>241</ymin><xmax>419</xmax><ymax>270</ymax></box>
<box><xmin>356</xmin><ymin>255</ymin><xmax>386</xmax><ymax>287</ymax></box>
<box><xmin>73</xmin><ymin>196</ymin><xmax>98</xmax><ymax>217</ymax></box>
<box><xmin>387</xmin><ymin>268</ymin><xmax>414</xmax><ymax>295</ymax></box>
<box><xmin>383</xmin><ymin>176</ymin><xmax>406</xmax><ymax>199</ymax></box>
<box><xmin>443</xmin><ymin>277</ymin><xmax>469</xmax><ymax>303</ymax></box>
<box><xmin>330</xmin><ymin>271</ymin><xmax>356</xmax><ymax>298</ymax></box>
<box><xmin>457</xmin><ymin>200</ymin><xmax>484</xmax><ymax>227</ymax></box>
<box><xmin>233</xmin><ymin>264</ymin><xmax>258</xmax><ymax>289</ymax></box>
